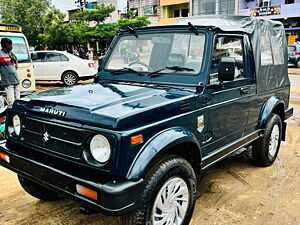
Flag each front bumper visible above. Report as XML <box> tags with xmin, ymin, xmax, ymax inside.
<box><xmin>0</xmin><ymin>142</ymin><xmax>143</xmax><ymax>216</ymax></box>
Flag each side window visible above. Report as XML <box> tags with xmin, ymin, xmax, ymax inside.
<box><xmin>60</xmin><ymin>54</ymin><xmax>69</xmax><ymax>61</ymax></box>
<box><xmin>31</xmin><ymin>52</ymin><xmax>46</xmax><ymax>62</ymax></box>
<box><xmin>210</xmin><ymin>36</ymin><xmax>244</xmax><ymax>84</ymax></box>
<box><xmin>45</xmin><ymin>53</ymin><xmax>61</xmax><ymax>62</ymax></box>
<box><xmin>260</xmin><ymin>32</ymin><xmax>273</xmax><ymax>66</ymax></box>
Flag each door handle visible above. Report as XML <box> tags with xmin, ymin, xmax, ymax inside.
<box><xmin>240</xmin><ymin>87</ymin><xmax>249</xmax><ymax>95</ymax></box>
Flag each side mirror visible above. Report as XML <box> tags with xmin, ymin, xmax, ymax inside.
<box><xmin>31</xmin><ymin>52</ymin><xmax>38</xmax><ymax>61</ymax></box>
<box><xmin>218</xmin><ymin>57</ymin><xmax>235</xmax><ymax>83</ymax></box>
<box><xmin>94</xmin><ymin>74</ymin><xmax>100</xmax><ymax>83</ymax></box>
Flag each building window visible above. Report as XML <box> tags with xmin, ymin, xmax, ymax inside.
<box><xmin>182</xmin><ymin>8</ymin><xmax>189</xmax><ymax>17</ymax></box>
<box><xmin>193</xmin><ymin>0</ymin><xmax>235</xmax><ymax>16</ymax></box>
<box><xmin>144</xmin><ymin>5</ymin><xmax>157</xmax><ymax>16</ymax></box>
<box><xmin>174</xmin><ymin>9</ymin><xmax>180</xmax><ymax>17</ymax></box>
<box><xmin>285</xmin><ymin>0</ymin><xmax>295</xmax><ymax>4</ymax></box>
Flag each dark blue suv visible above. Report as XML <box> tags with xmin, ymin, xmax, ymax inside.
<box><xmin>0</xmin><ymin>16</ymin><xmax>294</xmax><ymax>225</ymax></box>
<box><xmin>288</xmin><ymin>44</ymin><xmax>300</xmax><ymax>68</ymax></box>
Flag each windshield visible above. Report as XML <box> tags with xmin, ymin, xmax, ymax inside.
<box><xmin>105</xmin><ymin>32</ymin><xmax>206</xmax><ymax>76</ymax></box>
<box><xmin>0</xmin><ymin>36</ymin><xmax>31</xmax><ymax>63</ymax></box>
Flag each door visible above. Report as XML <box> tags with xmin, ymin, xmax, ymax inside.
<box><xmin>203</xmin><ymin>35</ymin><xmax>254</xmax><ymax>156</ymax></box>
<box><xmin>32</xmin><ymin>52</ymin><xmax>46</xmax><ymax>80</ymax></box>
<box><xmin>43</xmin><ymin>52</ymin><xmax>68</xmax><ymax>80</ymax></box>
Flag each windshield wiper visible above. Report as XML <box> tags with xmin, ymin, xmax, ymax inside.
<box><xmin>148</xmin><ymin>66</ymin><xmax>194</xmax><ymax>78</ymax></box>
<box><xmin>111</xmin><ymin>67</ymin><xmax>145</xmax><ymax>77</ymax></box>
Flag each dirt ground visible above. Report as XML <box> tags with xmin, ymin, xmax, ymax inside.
<box><xmin>288</xmin><ymin>66</ymin><xmax>300</xmax><ymax>75</ymax></box>
<box><xmin>0</xmin><ymin>82</ymin><xmax>299</xmax><ymax>225</ymax></box>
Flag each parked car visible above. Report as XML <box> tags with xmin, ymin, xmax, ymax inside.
<box><xmin>288</xmin><ymin>44</ymin><xmax>300</xmax><ymax>68</ymax></box>
<box><xmin>0</xmin><ymin>16</ymin><xmax>293</xmax><ymax>225</ymax></box>
<box><xmin>31</xmin><ymin>51</ymin><xmax>97</xmax><ymax>86</ymax></box>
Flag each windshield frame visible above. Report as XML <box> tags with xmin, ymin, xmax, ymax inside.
<box><xmin>0</xmin><ymin>35</ymin><xmax>31</xmax><ymax>63</ymax></box>
<box><xmin>100</xmin><ymin>28</ymin><xmax>210</xmax><ymax>87</ymax></box>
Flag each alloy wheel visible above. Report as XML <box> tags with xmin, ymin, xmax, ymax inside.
<box><xmin>151</xmin><ymin>177</ymin><xmax>189</xmax><ymax>225</ymax></box>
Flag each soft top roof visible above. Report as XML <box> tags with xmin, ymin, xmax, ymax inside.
<box><xmin>177</xmin><ymin>15</ymin><xmax>289</xmax><ymax>93</ymax></box>
<box><xmin>176</xmin><ymin>15</ymin><xmax>282</xmax><ymax>34</ymax></box>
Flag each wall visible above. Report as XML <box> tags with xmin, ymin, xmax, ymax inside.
<box><xmin>239</xmin><ymin>1</ymin><xmax>300</xmax><ymax>19</ymax></box>
<box><xmin>239</xmin><ymin>0</ymin><xmax>300</xmax><ymax>10</ymax></box>
<box><xmin>193</xmin><ymin>0</ymin><xmax>236</xmax><ymax>15</ymax></box>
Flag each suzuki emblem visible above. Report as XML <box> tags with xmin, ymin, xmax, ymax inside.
<box><xmin>42</xmin><ymin>132</ymin><xmax>51</xmax><ymax>143</ymax></box>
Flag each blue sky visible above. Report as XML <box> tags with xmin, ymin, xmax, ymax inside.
<box><xmin>51</xmin><ymin>0</ymin><xmax>127</xmax><ymax>12</ymax></box>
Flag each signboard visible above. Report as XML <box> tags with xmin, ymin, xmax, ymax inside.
<box><xmin>0</xmin><ymin>25</ymin><xmax>22</xmax><ymax>33</ymax></box>
<box><xmin>250</xmin><ymin>5</ymin><xmax>281</xmax><ymax>17</ymax></box>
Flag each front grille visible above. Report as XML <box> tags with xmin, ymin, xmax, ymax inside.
<box><xmin>21</xmin><ymin>117</ymin><xmax>84</xmax><ymax>159</ymax></box>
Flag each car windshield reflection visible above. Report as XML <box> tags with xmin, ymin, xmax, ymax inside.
<box><xmin>105</xmin><ymin>32</ymin><xmax>206</xmax><ymax>76</ymax></box>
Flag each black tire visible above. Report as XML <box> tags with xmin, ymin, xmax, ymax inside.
<box><xmin>296</xmin><ymin>59</ymin><xmax>300</xmax><ymax>68</ymax></box>
<box><xmin>252</xmin><ymin>113</ymin><xmax>282</xmax><ymax>167</ymax></box>
<box><xmin>62</xmin><ymin>71</ymin><xmax>78</xmax><ymax>86</ymax></box>
<box><xmin>18</xmin><ymin>175</ymin><xmax>61</xmax><ymax>201</ymax></box>
<box><xmin>121</xmin><ymin>155</ymin><xmax>197</xmax><ymax>225</ymax></box>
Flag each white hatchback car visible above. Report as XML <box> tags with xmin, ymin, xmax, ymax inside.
<box><xmin>31</xmin><ymin>51</ymin><xmax>97</xmax><ymax>86</ymax></box>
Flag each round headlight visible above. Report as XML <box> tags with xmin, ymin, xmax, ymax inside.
<box><xmin>22</xmin><ymin>79</ymin><xmax>31</xmax><ymax>89</ymax></box>
<box><xmin>13</xmin><ymin>115</ymin><xmax>21</xmax><ymax>136</ymax></box>
<box><xmin>89</xmin><ymin>135</ymin><xmax>111</xmax><ymax>164</ymax></box>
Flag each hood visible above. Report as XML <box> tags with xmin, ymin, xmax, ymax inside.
<box><xmin>20</xmin><ymin>82</ymin><xmax>196</xmax><ymax>129</ymax></box>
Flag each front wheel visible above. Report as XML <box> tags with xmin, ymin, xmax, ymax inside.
<box><xmin>121</xmin><ymin>155</ymin><xmax>197</xmax><ymax>225</ymax></box>
<box><xmin>252</xmin><ymin>113</ymin><xmax>282</xmax><ymax>166</ymax></box>
<box><xmin>62</xmin><ymin>71</ymin><xmax>78</xmax><ymax>86</ymax></box>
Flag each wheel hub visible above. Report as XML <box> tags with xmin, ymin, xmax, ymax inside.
<box><xmin>152</xmin><ymin>177</ymin><xmax>189</xmax><ymax>225</ymax></box>
<box><xmin>269</xmin><ymin>124</ymin><xmax>280</xmax><ymax>157</ymax></box>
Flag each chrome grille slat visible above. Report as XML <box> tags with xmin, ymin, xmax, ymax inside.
<box><xmin>21</xmin><ymin>117</ymin><xmax>84</xmax><ymax>159</ymax></box>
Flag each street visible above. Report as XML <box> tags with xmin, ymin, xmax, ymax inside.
<box><xmin>0</xmin><ymin>78</ymin><xmax>299</xmax><ymax>225</ymax></box>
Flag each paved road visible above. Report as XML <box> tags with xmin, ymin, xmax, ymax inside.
<box><xmin>290</xmin><ymin>74</ymin><xmax>300</xmax><ymax>93</ymax></box>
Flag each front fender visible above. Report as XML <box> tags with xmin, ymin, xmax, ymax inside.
<box><xmin>258</xmin><ymin>96</ymin><xmax>285</xmax><ymax>129</ymax></box>
<box><xmin>126</xmin><ymin>127</ymin><xmax>201</xmax><ymax>180</ymax></box>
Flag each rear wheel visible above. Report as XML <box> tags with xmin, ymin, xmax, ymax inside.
<box><xmin>18</xmin><ymin>175</ymin><xmax>61</xmax><ymax>201</ymax></box>
<box><xmin>252</xmin><ymin>113</ymin><xmax>282</xmax><ymax>166</ymax></box>
<box><xmin>121</xmin><ymin>155</ymin><xmax>197</xmax><ymax>225</ymax></box>
<box><xmin>62</xmin><ymin>71</ymin><xmax>78</xmax><ymax>86</ymax></box>
<box><xmin>296</xmin><ymin>59</ymin><xmax>300</xmax><ymax>68</ymax></box>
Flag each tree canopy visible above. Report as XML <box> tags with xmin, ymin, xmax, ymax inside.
<box><xmin>0</xmin><ymin>1</ymin><xmax>151</xmax><ymax>49</ymax></box>
<box><xmin>0</xmin><ymin>0</ymin><xmax>51</xmax><ymax>47</ymax></box>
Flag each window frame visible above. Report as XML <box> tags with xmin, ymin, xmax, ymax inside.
<box><xmin>45</xmin><ymin>52</ymin><xmax>63</xmax><ymax>62</ymax></box>
<box><xmin>209</xmin><ymin>34</ymin><xmax>246</xmax><ymax>85</ymax></box>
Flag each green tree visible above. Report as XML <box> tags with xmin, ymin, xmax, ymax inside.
<box><xmin>0</xmin><ymin>0</ymin><xmax>51</xmax><ymax>46</ymax></box>
<box><xmin>38</xmin><ymin>9</ymin><xmax>89</xmax><ymax>49</ymax></box>
<box><xmin>74</xmin><ymin>4</ymin><xmax>115</xmax><ymax>25</ymax></box>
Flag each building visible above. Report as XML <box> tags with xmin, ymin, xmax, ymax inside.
<box><xmin>192</xmin><ymin>0</ymin><xmax>238</xmax><ymax>16</ymax></box>
<box><xmin>96</xmin><ymin>0</ymin><xmax>120</xmax><ymax>24</ymax></box>
<box><xmin>128</xmin><ymin>0</ymin><xmax>161</xmax><ymax>25</ymax></box>
<box><xmin>67</xmin><ymin>0</ymin><xmax>120</xmax><ymax>24</ymax></box>
<box><xmin>239</xmin><ymin>0</ymin><xmax>300</xmax><ymax>45</ymax></box>
<box><xmin>160</xmin><ymin>0</ymin><xmax>191</xmax><ymax>25</ymax></box>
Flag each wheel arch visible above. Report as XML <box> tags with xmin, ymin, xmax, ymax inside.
<box><xmin>61</xmin><ymin>70</ymin><xmax>79</xmax><ymax>81</ymax></box>
<box><xmin>258</xmin><ymin>96</ymin><xmax>285</xmax><ymax>129</ymax></box>
<box><xmin>126</xmin><ymin>127</ymin><xmax>202</xmax><ymax>180</ymax></box>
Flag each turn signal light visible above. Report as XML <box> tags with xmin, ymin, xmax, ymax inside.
<box><xmin>131</xmin><ymin>135</ymin><xmax>143</xmax><ymax>145</ymax></box>
<box><xmin>0</xmin><ymin>153</ymin><xmax>10</xmax><ymax>163</ymax></box>
<box><xmin>76</xmin><ymin>184</ymin><xmax>98</xmax><ymax>201</ymax></box>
